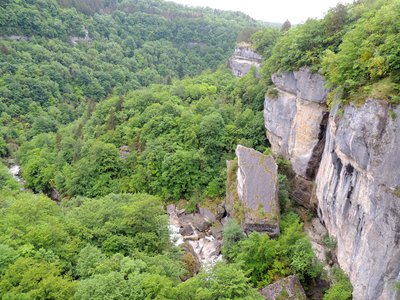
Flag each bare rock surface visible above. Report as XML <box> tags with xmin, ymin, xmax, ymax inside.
<box><xmin>227</xmin><ymin>145</ymin><xmax>280</xmax><ymax>236</ymax></box>
<box><xmin>265</xmin><ymin>68</ymin><xmax>328</xmax><ymax>181</ymax></box>
<box><xmin>229</xmin><ymin>42</ymin><xmax>262</xmax><ymax>77</ymax></box>
<box><xmin>315</xmin><ymin>100</ymin><xmax>400</xmax><ymax>300</ymax></box>
<box><xmin>264</xmin><ymin>68</ymin><xmax>328</xmax><ymax>208</ymax></box>
<box><xmin>265</xmin><ymin>67</ymin><xmax>400</xmax><ymax>300</ymax></box>
<box><xmin>260</xmin><ymin>275</ymin><xmax>307</xmax><ymax>300</ymax></box>
<box><xmin>304</xmin><ymin>217</ymin><xmax>328</xmax><ymax>263</ymax></box>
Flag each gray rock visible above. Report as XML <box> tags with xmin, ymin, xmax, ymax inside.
<box><xmin>265</xmin><ymin>68</ymin><xmax>328</xmax><ymax>207</ymax></box>
<box><xmin>271</xmin><ymin>67</ymin><xmax>328</xmax><ymax>103</ymax></box>
<box><xmin>315</xmin><ymin>100</ymin><xmax>400</xmax><ymax>300</ymax></box>
<box><xmin>271</xmin><ymin>72</ymin><xmax>297</xmax><ymax>94</ymax></box>
<box><xmin>264</xmin><ymin>89</ymin><xmax>297</xmax><ymax>157</ymax></box>
<box><xmin>192</xmin><ymin>213</ymin><xmax>211</xmax><ymax>232</ymax></box>
<box><xmin>178</xmin><ymin>214</ymin><xmax>195</xmax><ymax>228</ymax></box>
<box><xmin>179</xmin><ymin>225</ymin><xmax>194</xmax><ymax>236</ymax></box>
<box><xmin>50</xmin><ymin>189</ymin><xmax>61</xmax><ymax>202</ymax></box>
<box><xmin>293</xmin><ymin>68</ymin><xmax>328</xmax><ymax>103</ymax></box>
<box><xmin>235</xmin><ymin>145</ymin><xmax>280</xmax><ymax>237</ymax></box>
<box><xmin>166</xmin><ymin>204</ymin><xmax>176</xmax><ymax>215</ymax></box>
<box><xmin>229</xmin><ymin>43</ymin><xmax>262</xmax><ymax>77</ymax></box>
<box><xmin>198</xmin><ymin>207</ymin><xmax>217</xmax><ymax>223</ymax></box>
<box><xmin>291</xmin><ymin>175</ymin><xmax>315</xmax><ymax>209</ymax></box>
<box><xmin>119</xmin><ymin>145</ymin><xmax>131</xmax><ymax>160</ymax></box>
<box><xmin>210</xmin><ymin>222</ymin><xmax>224</xmax><ymax>241</ymax></box>
<box><xmin>304</xmin><ymin>217</ymin><xmax>329</xmax><ymax>263</ymax></box>
<box><xmin>260</xmin><ymin>275</ymin><xmax>307</xmax><ymax>300</ymax></box>
<box><xmin>264</xmin><ymin>74</ymin><xmax>328</xmax><ymax>180</ymax></box>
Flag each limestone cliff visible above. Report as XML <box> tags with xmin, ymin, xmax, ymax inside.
<box><xmin>264</xmin><ymin>68</ymin><xmax>328</xmax><ymax>208</ymax></box>
<box><xmin>229</xmin><ymin>42</ymin><xmax>262</xmax><ymax>77</ymax></box>
<box><xmin>264</xmin><ymin>68</ymin><xmax>400</xmax><ymax>300</ymax></box>
<box><xmin>316</xmin><ymin>100</ymin><xmax>400</xmax><ymax>300</ymax></box>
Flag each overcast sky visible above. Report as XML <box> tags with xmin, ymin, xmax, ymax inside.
<box><xmin>169</xmin><ymin>0</ymin><xmax>354</xmax><ymax>24</ymax></box>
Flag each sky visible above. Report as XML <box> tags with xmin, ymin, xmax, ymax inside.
<box><xmin>169</xmin><ymin>0</ymin><xmax>354</xmax><ymax>24</ymax></box>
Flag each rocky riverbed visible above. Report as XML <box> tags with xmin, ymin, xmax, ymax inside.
<box><xmin>167</xmin><ymin>204</ymin><xmax>224</xmax><ymax>270</ymax></box>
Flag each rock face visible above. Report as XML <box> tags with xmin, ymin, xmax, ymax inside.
<box><xmin>229</xmin><ymin>42</ymin><xmax>262</xmax><ymax>77</ymax></box>
<box><xmin>264</xmin><ymin>67</ymin><xmax>328</xmax><ymax>208</ymax></box>
<box><xmin>315</xmin><ymin>100</ymin><xmax>400</xmax><ymax>300</ymax></box>
<box><xmin>264</xmin><ymin>66</ymin><xmax>400</xmax><ymax>299</ymax></box>
<box><xmin>260</xmin><ymin>275</ymin><xmax>307</xmax><ymax>300</ymax></box>
<box><xmin>226</xmin><ymin>145</ymin><xmax>280</xmax><ymax>237</ymax></box>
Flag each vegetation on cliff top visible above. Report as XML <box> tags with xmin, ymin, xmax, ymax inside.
<box><xmin>252</xmin><ymin>0</ymin><xmax>400</xmax><ymax>105</ymax></box>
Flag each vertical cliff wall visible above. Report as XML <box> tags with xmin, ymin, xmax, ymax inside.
<box><xmin>264</xmin><ymin>68</ymin><xmax>328</xmax><ymax>208</ymax></box>
<box><xmin>264</xmin><ymin>69</ymin><xmax>400</xmax><ymax>300</ymax></box>
<box><xmin>316</xmin><ymin>100</ymin><xmax>400</xmax><ymax>300</ymax></box>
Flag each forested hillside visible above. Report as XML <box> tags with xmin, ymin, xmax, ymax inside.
<box><xmin>0</xmin><ymin>0</ymin><xmax>261</xmax><ymax>150</ymax></box>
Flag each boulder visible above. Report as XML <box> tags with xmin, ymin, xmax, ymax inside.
<box><xmin>260</xmin><ymin>275</ymin><xmax>307</xmax><ymax>300</ymax></box>
<box><xmin>192</xmin><ymin>213</ymin><xmax>211</xmax><ymax>232</ymax></box>
<box><xmin>210</xmin><ymin>222</ymin><xmax>224</xmax><ymax>241</ymax></box>
<box><xmin>119</xmin><ymin>145</ymin><xmax>131</xmax><ymax>159</ymax></box>
<box><xmin>227</xmin><ymin>145</ymin><xmax>280</xmax><ymax>237</ymax></box>
<box><xmin>179</xmin><ymin>225</ymin><xmax>194</xmax><ymax>236</ymax></box>
<box><xmin>198</xmin><ymin>207</ymin><xmax>217</xmax><ymax>223</ymax></box>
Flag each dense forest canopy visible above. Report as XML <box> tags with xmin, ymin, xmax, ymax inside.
<box><xmin>0</xmin><ymin>0</ymin><xmax>262</xmax><ymax>149</ymax></box>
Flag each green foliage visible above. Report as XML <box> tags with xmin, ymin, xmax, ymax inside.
<box><xmin>321</xmin><ymin>0</ymin><xmax>400</xmax><ymax>104</ymax></box>
<box><xmin>0</xmin><ymin>0</ymin><xmax>263</xmax><ymax>145</ymax></box>
<box><xmin>222</xmin><ymin>219</ymin><xmax>245</xmax><ymax>261</ymax></box>
<box><xmin>0</xmin><ymin>257</ymin><xmax>77</xmax><ymax>299</ymax></box>
<box><xmin>278</xmin><ymin>174</ymin><xmax>290</xmax><ymax>212</ymax></box>
<box><xmin>0</xmin><ymin>191</ymin><xmax>187</xmax><ymax>298</ymax></box>
<box><xmin>18</xmin><ymin>70</ymin><xmax>267</xmax><ymax>200</ymax></box>
<box><xmin>324</xmin><ymin>267</ymin><xmax>353</xmax><ymax>300</ymax></box>
<box><xmin>0</xmin><ymin>163</ymin><xmax>20</xmax><ymax>190</ymax></box>
<box><xmin>229</xmin><ymin>212</ymin><xmax>322</xmax><ymax>288</ymax></box>
<box><xmin>0</xmin><ymin>244</ymin><xmax>19</xmax><ymax>274</ymax></box>
<box><xmin>172</xmin><ymin>263</ymin><xmax>263</xmax><ymax>300</ymax></box>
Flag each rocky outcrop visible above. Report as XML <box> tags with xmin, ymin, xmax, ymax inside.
<box><xmin>229</xmin><ymin>42</ymin><xmax>262</xmax><ymax>77</ymax></box>
<box><xmin>315</xmin><ymin>100</ymin><xmax>400</xmax><ymax>300</ymax></box>
<box><xmin>264</xmin><ymin>66</ymin><xmax>400</xmax><ymax>299</ymax></box>
<box><xmin>226</xmin><ymin>145</ymin><xmax>280</xmax><ymax>237</ymax></box>
<box><xmin>260</xmin><ymin>275</ymin><xmax>307</xmax><ymax>300</ymax></box>
<box><xmin>264</xmin><ymin>68</ymin><xmax>328</xmax><ymax>208</ymax></box>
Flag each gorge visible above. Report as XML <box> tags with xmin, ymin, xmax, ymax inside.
<box><xmin>0</xmin><ymin>0</ymin><xmax>399</xmax><ymax>299</ymax></box>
